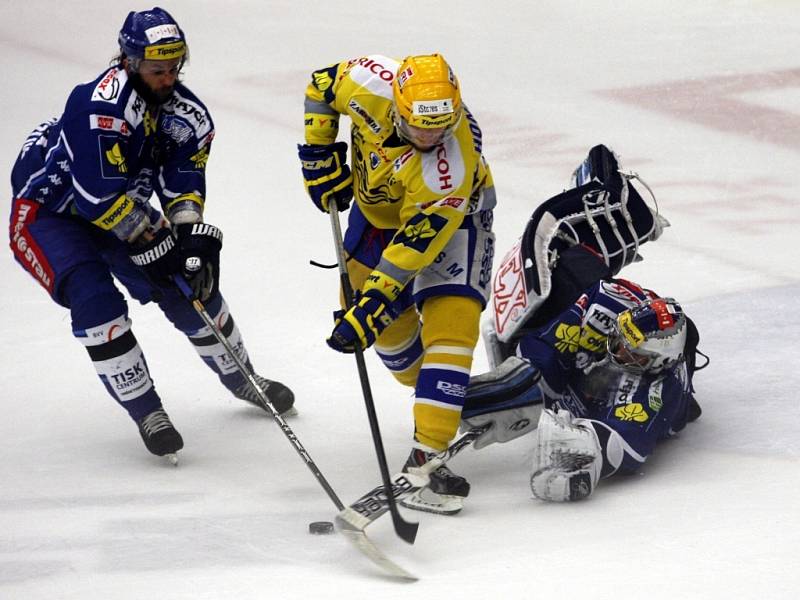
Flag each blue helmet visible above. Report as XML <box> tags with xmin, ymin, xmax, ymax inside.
<box><xmin>118</xmin><ymin>7</ymin><xmax>187</xmax><ymax>62</ymax></box>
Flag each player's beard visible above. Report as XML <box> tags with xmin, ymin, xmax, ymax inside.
<box><xmin>130</xmin><ymin>73</ymin><xmax>176</xmax><ymax>105</ymax></box>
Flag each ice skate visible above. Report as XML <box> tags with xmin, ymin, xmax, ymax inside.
<box><xmin>399</xmin><ymin>447</ymin><xmax>470</xmax><ymax>515</ymax></box>
<box><xmin>137</xmin><ymin>408</ymin><xmax>184</xmax><ymax>465</ymax></box>
<box><xmin>233</xmin><ymin>374</ymin><xmax>297</xmax><ymax>417</ymax></box>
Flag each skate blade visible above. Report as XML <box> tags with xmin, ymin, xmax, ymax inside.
<box><xmin>164</xmin><ymin>453</ymin><xmax>179</xmax><ymax>466</ymax></box>
<box><xmin>399</xmin><ymin>487</ymin><xmax>463</xmax><ymax>515</ymax></box>
<box><xmin>280</xmin><ymin>406</ymin><xmax>299</xmax><ymax>418</ymax></box>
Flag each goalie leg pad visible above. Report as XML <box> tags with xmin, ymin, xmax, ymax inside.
<box><xmin>461</xmin><ymin>356</ymin><xmax>543</xmax><ymax>450</ymax></box>
<box><xmin>462</xmin><ymin>356</ymin><xmax>541</xmax><ymax>417</ymax></box>
<box><xmin>530</xmin><ymin>409</ymin><xmax>601</xmax><ymax>502</ymax></box>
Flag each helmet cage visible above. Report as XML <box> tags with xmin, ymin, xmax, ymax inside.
<box><xmin>391</xmin><ymin>106</ymin><xmax>462</xmax><ymax>149</ymax></box>
<box><xmin>607</xmin><ymin>298</ymin><xmax>687</xmax><ymax>374</ymax></box>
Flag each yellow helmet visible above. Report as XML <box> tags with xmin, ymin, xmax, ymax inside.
<box><xmin>392</xmin><ymin>54</ymin><xmax>462</xmax><ymax>142</ymax></box>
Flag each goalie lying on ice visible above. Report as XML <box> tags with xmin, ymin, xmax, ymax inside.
<box><xmin>461</xmin><ymin>145</ymin><xmax>707</xmax><ymax>502</ymax></box>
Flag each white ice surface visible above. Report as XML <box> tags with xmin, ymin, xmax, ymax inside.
<box><xmin>1</xmin><ymin>2</ymin><xmax>798</xmax><ymax>599</ymax></box>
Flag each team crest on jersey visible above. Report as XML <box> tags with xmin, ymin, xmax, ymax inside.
<box><xmin>99</xmin><ymin>136</ymin><xmax>128</xmax><ymax>179</ymax></box>
<box><xmin>394</xmin><ymin>213</ymin><xmax>447</xmax><ymax>253</ymax></box>
<box><xmin>163</xmin><ymin>93</ymin><xmax>212</xmax><ymax>140</ymax></box>
<box><xmin>162</xmin><ymin>115</ymin><xmax>193</xmax><ymax>145</ymax></box>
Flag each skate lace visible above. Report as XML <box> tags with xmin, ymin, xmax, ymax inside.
<box><xmin>139</xmin><ymin>409</ymin><xmax>174</xmax><ymax>436</ymax></box>
<box><xmin>432</xmin><ymin>464</ymin><xmax>460</xmax><ymax>481</ymax></box>
<box><xmin>235</xmin><ymin>376</ymin><xmax>270</xmax><ymax>401</ymax></box>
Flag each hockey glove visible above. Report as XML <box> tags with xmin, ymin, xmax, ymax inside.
<box><xmin>128</xmin><ymin>226</ymin><xmax>180</xmax><ymax>287</ymax></box>
<box><xmin>174</xmin><ymin>223</ymin><xmax>223</xmax><ymax>301</ymax></box>
<box><xmin>298</xmin><ymin>142</ymin><xmax>353</xmax><ymax>213</ymax></box>
<box><xmin>327</xmin><ymin>290</ymin><xmax>397</xmax><ymax>353</ymax></box>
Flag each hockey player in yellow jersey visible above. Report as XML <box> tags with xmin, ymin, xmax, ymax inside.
<box><xmin>298</xmin><ymin>54</ymin><xmax>496</xmax><ymax>514</ymax></box>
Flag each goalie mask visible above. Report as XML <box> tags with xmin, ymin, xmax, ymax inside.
<box><xmin>607</xmin><ymin>298</ymin><xmax>687</xmax><ymax>374</ymax></box>
<box><xmin>391</xmin><ymin>54</ymin><xmax>462</xmax><ymax>151</ymax></box>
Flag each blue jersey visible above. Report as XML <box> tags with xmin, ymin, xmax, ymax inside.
<box><xmin>12</xmin><ymin>65</ymin><xmax>214</xmax><ymax>241</ymax></box>
<box><xmin>516</xmin><ymin>279</ymin><xmax>694</xmax><ymax>467</ymax></box>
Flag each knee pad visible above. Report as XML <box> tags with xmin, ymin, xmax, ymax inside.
<box><xmin>375</xmin><ymin>308</ymin><xmax>423</xmax><ymax>387</ymax></box>
<box><xmin>421</xmin><ymin>296</ymin><xmax>481</xmax><ymax>352</ymax></box>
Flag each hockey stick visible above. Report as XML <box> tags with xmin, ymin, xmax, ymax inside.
<box><xmin>173</xmin><ymin>274</ymin><xmax>345</xmax><ymax>512</ymax></box>
<box><xmin>337</xmin><ymin>422</ymin><xmax>491</xmax><ymax>531</ymax></box>
<box><xmin>328</xmin><ymin>204</ymin><xmax>419</xmax><ymax>546</ymax></box>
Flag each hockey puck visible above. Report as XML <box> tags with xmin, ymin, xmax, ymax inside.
<box><xmin>308</xmin><ymin>521</ymin><xmax>335</xmax><ymax>535</ymax></box>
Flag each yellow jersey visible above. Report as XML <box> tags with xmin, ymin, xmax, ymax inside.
<box><xmin>304</xmin><ymin>54</ymin><xmax>496</xmax><ymax>300</ymax></box>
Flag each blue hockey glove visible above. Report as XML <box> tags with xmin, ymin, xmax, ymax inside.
<box><xmin>128</xmin><ymin>227</ymin><xmax>180</xmax><ymax>287</ymax></box>
<box><xmin>327</xmin><ymin>290</ymin><xmax>397</xmax><ymax>353</ymax></box>
<box><xmin>298</xmin><ymin>142</ymin><xmax>353</xmax><ymax>213</ymax></box>
<box><xmin>174</xmin><ymin>222</ymin><xmax>223</xmax><ymax>301</ymax></box>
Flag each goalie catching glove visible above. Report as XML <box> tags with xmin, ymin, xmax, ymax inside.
<box><xmin>327</xmin><ymin>289</ymin><xmax>397</xmax><ymax>353</ymax></box>
<box><xmin>298</xmin><ymin>142</ymin><xmax>353</xmax><ymax>213</ymax></box>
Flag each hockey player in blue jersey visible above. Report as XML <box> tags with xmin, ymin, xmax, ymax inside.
<box><xmin>8</xmin><ymin>7</ymin><xmax>294</xmax><ymax>462</ymax></box>
<box><xmin>520</xmin><ymin>276</ymin><xmax>701</xmax><ymax>501</ymax></box>
<box><xmin>462</xmin><ymin>145</ymin><xmax>704</xmax><ymax>501</ymax></box>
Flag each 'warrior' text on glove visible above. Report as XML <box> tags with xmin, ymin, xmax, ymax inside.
<box><xmin>174</xmin><ymin>222</ymin><xmax>223</xmax><ymax>301</ymax></box>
